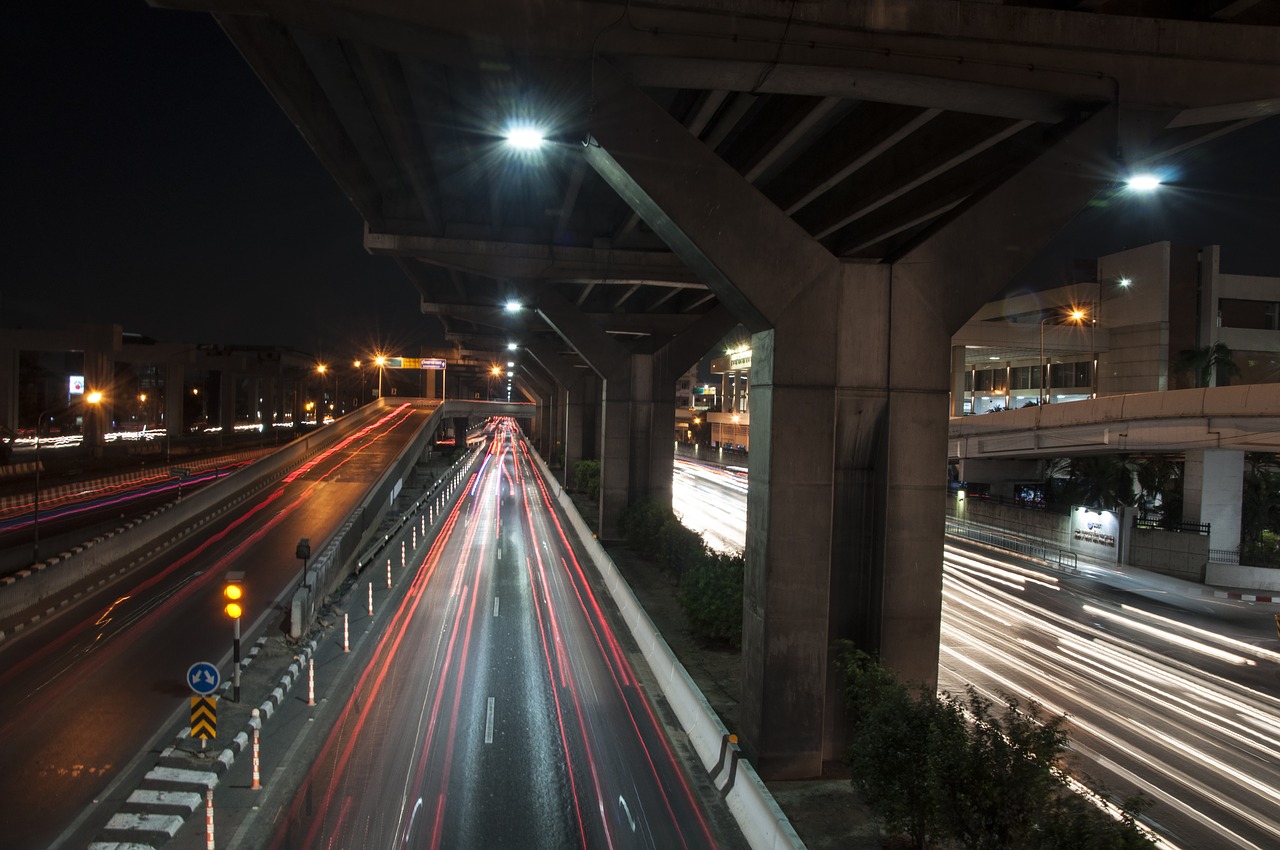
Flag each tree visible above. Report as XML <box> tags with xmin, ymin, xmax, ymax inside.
<box><xmin>834</xmin><ymin>643</ymin><xmax>954</xmax><ymax>849</ymax></box>
<box><xmin>1133</xmin><ymin>455</ymin><xmax>1183</xmax><ymax>522</ymax></box>
<box><xmin>1172</xmin><ymin>343</ymin><xmax>1241</xmax><ymax>388</ymax></box>
<box><xmin>835</xmin><ymin>648</ymin><xmax>1154</xmax><ymax>850</ymax></box>
<box><xmin>1044</xmin><ymin>455</ymin><xmax>1139</xmax><ymax>510</ymax></box>
<box><xmin>1241</xmin><ymin>453</ymin><xmax>1280</xmax><ymax>558</ymax></box>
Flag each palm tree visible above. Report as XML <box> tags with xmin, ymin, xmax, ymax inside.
<box><xmin>1043</xmin><ymin>455</ymin><xmax>1139</xmax><ymax>511</ymax></box>
<box><xmin>1172</xmin><ymin>343</ymin><xmax>1241</xmax><ymax>388</ymax></box>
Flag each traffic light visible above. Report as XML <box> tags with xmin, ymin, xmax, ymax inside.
<box><xmin>224</xmin><ymin>576</ymin><xmax>244</xmax><ymax>619</ymax></box>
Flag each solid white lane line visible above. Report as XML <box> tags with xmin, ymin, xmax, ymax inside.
<box><xmin>485</xmin><ymin>697</ymin><xmax>495</xmax><ymax>744</ymax></box>
<box><xmin>493</xmin><ymin>596</ymin><xmax>500</xmax><ymax>618</ymax></box>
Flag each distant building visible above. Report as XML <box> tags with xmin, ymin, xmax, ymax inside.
<box><xmin>951</xmin><ymin>242</ymin><xmax>1280</xmax><ymax>415</ymax></box>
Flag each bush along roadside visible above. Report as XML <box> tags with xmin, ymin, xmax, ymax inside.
<box><xmin>833</xmin><ymin>642</ymin><xmax>1154</xmax><ymax>850</ymax></box>
<box><xmin>573</xmin><ymin>459</ymin><xmax>601</xmax><ymax>501</ymax></box>
<box><xmin>619</xmin><ymin>497</ymin><xmax>744</xmax><ymax>646</ymax></box>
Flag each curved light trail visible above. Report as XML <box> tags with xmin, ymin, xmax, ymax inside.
<box><xmin>674</xmin><ymin>462</ymin><xmax>1280</xmax><ymax>849</ymax></box>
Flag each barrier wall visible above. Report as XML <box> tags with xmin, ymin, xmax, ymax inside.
<box><xmin>287</xmin><ymin>404</ymin><xmax>488</xmax><ymax>635</ymax></box>
<box><xmin>0</xmin><ymin>403</ymin><xmax>394</xmax><ymax>625</ymax></box>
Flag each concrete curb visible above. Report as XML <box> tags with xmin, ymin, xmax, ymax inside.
<box><xmin>87</xmin><ymin>639</ymin><xmax>316</xmax><ymax>850</ymax></box>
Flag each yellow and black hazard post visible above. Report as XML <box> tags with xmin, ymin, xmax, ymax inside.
<box><xmin>191</xmin><ymin>696</ymin><xmax>217</xmax><ymax>743</ymax></box>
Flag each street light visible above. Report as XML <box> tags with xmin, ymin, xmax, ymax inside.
<box><xmin>374</xmin><ymin>355</ymin><xmax>386</xmax><ymax>400</ymax></box>
<box><xmin>32</xmin><ymin>390</ymin><xmax>102</xmax><ymax>563</ymax></box>
<box><xmin>316</xmin><ymin>363</ymin><xmax>327</xmax><ymax>412</ymax></box>
<box><xmin>1039</xmin><ymin>311</ymin><xmax>1087</xmax><ymax>406</ymax></box>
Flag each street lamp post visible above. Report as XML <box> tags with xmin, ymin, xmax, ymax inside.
<box><xmin>1039</xmin><ymin>310</ymin><xmax>1086</xmax><ymax>406</ymax></box>
<box><xmin>352</xmin><ymin>360</ymin><xmax>366</xmax><ymax>406</ymax></box>
<box><xmin>375</xmin><ymin>356</ymin><xmax>386</xmax><ymax>400</ymax></box>
<box><xmin>1039</xmin><ymin>317</ymin><xmax>1050</xmax><ymax>406</ymax></box>
<box><xmin>32</xmin><ymin>390</ymin><xmax>102</xmax><ymax>562</ymax></box>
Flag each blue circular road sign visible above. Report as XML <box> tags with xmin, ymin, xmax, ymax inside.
<box><xmin>187</xmin><ymin>661</ymin><xmax>221</xmax><ymax>696</ymax></box>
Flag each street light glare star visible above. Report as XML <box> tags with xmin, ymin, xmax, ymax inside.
<box><xmin>505</xmin><ymin>127</ymin><xmax>544</xmax><ymax>150</ymax></box>
<box><xmin>1126</xmin><ymin>173</ymin><xmax>1161</xmax><ymax>191</ymax></box>
<box><xmin>504</xmin><ymin>300</ymin><xmax>522</xmax><ymax>313</ymax></box>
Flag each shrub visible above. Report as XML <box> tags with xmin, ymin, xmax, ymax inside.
<box><xmin>678</xmin><ymin>551</ymin><xmax>744</xmax><ymax>645</ymax></box>
<box><xmin>573</xmin><ymin>459</ymin><xmax>600</xmax><ymax>500</ymax></box>
<box><xmin>833</xmin><ymin>645</ymin><xmax>1154</xmax><ymax>850</ymax></box>
<box><xmin>618</xmin><ymin>497</ymin><xmax>673</xmax><ymax>560</ymax></box>
<box><xmin>657</xmin><ymin>518</ymin><xmax>706</xmax><ymax>576</ymax></box>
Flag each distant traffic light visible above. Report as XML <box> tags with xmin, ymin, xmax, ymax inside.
<box><xmin>224</xmin><ymin>577</ymin><xmax>244</xmax><ymax>619</ymax></box>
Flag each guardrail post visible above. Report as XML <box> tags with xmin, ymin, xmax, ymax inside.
<box><xmin>250</xmin><ymin>709</ymin><xmax>262</xmax><ymax>790</ymax></box>
<box><xmin>205</xmin><ymin>786</ymin><xmax>214</xmax><ymax>849</ymax></box>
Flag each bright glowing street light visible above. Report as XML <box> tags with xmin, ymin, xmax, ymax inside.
<box><xmin>504</xmin><ymin>300</ymin><xmax>522</xmax><ymax>313</ymax></box>
<box><xmin>507</xmin><ymin>342</ymin><xmax>517</xmax><ymax>351</ymax></box>
<box><xmin>1126</xmin><ymin>173</ymin><xmax>1161</xmax><ymax>191</ymax></box>
<box><xmin>505</xmin><ymin>127</ymin><xmax>544</xmax><ymax>150</ymax></box>
<box><xmin>374</xmin><ymin>355</ymin><xmax>387</xmax><ymax>399</ymax></box>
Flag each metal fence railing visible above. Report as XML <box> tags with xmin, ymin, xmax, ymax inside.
<box><xmin>945</xmin><ymin>519</ymin><xmax>1078</xmax><ymax>573</ymax></box>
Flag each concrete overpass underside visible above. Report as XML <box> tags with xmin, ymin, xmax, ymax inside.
<box><xmin>152</xmin><ymin>0</ymin><xmax>1280</xmax><ymax>779</ymax></box>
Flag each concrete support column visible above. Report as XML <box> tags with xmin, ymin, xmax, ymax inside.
<box><xmin>951</xmin><ymin>345</ymin><xmax>968</xmax><ymax>416</ymax></box>
<box><xmin>1184</xmin><ymin>448</ymin><xmax>1244</xmax><ymax>553</ymax></box>
<box><xmin>598</xmin><ymin>361</ymin><xmax>634</xmax><ymax>539</ymax></box>
<box><xmin>218</xmin><ymin>369</ymin><xmax>236</xmax><ymax>433</ymax></box>
<box><xmin>563</xmin><ymin>371</ymin><xmax>595</xmax><ymax>486</ymax></box>
<box><xmin>165</xmin><ymin>358</ymin><xmax>184</xmax><ymax>437</ymax></box>
<box><xmin>0</xmin><ymin>345</ymin><xmax>16</xmax><ymax>433</ymax></box>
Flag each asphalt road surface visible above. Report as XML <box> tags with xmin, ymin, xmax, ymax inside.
<box><xmin>263</xmin><ymin>422</ymin><xmax>728</xmax><ymax>849</ymax></box>
<box><xmin>0</xmin><ymin>404</ymin><xmax>432</xmax><ymax>850</ymax></box>
<box><xmin>674</xmin><ymin>458</ymin><xmax>1280</xmax><ymax>849</ymax></box>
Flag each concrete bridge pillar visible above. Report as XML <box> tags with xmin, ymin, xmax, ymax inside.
<box><xmin>584</xmin><ymin>59</ymin><xmax>1128</xmax><ymax>777</ymax></box>
<box><xmin>563</xmin><ymin>371</ymin><xmax>597</xmax><ymax>488</ymax></box>
<box><xmin>1184</xmin><ymin>449</ymin><xmax>1244</xmax><ymax>554</ymax></box>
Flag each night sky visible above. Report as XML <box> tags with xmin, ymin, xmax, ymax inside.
<box><xmin>4</xmin><ymin>4</ymin><xmax>1278</xmax><ymax>359</ymax></box>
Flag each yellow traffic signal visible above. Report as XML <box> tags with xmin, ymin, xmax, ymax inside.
<box><xmin>224</xmin><ymin>580</ymin><xmax>244</xmax><ymax>619</ymax></box>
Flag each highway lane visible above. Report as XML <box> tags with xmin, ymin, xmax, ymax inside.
<box><xmin>673</xmin><ymin>463</ymin><xmax>1280</xmax><ymax>849</ymax></box>
<box><xmin>672</xmin><ymin>459</ymin><xmax>746</xmax><ymax>555</ymax></box>
<box><xmin>939</xmin><ymin>545</ymin><xmax>1280</xmax><ymax>850</ymax></box>
<box><xmin>0</xmin><ymin>403</ymin><xmax>433</xmax><ymax>850</ymax></box>
<box><xmin>268</xmin><ymin>423</ymin><xmax>730</xmax><ymax>849</ymax></box>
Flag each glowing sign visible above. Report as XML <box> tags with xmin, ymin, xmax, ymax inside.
<box><xmin>69</xmin><ymin>375</ymin><xmax>85</xmax><ymax>395</ymax></box>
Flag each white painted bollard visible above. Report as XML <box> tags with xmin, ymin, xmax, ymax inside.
<box><xmin>251</xmin><ymin>709</ymin><xmax>262</xmax><ymax>790</ymax></box>
<box><xmin>343</xmin><ymin>613</ymin><xmax>349</xmax><ymax>652</ymax></box>
<box><xmin>367</xmin><ymin>581</ymin><xmax>373</xmax><ymax>616</ymax></box>
<box><xmin>400</xmin><ymin>541</ymin><xmax>405</xmax><ymax>566</ymax></box>
<box><xmin>420</xmin><ymin>516</ymin><xmax>425</xmax><ymax>534</ymax></box>
<box><xmin>412</xmin><ymin>528</ymin><xmax>417</xmax><ymax>549</ymax></box>
<box><xmin>308</xmin><ymin>657</ymin><xmax>315</xmax><ymax>707</ymax></box>
<box><xmin>386</xmin><ymin>558</ymin><xmax>392</xmax><ymax>588</ymax></box>
<box><xmin>205</xmin><ymin>786</ymin><xmax>214</xmax><ymax>849</ymax></box>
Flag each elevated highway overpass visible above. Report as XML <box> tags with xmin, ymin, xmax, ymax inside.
<box><xmin>149</xmin><ymin>0</ymin><xmax>1280</xmax><ymax>778</ymax></box>
<box><xmin>949</xmin><ymin>384</ymin><xmax>1280</xmax><ymax>460</ymax></box>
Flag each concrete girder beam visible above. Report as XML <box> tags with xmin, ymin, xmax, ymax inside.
<box><xmin>365</xmin><ymin>230</ymin><xmax>699</xmax><ymax>284</ymax></box>
<box><xmin>585</xmin><ymin>60</ymin><xmax>838</xmax><ymax>336</ymax></box>
<box><xmin>189</xmin><ymin>2</ymin><xmax>1280</xmax><ymax>121</ymax></box>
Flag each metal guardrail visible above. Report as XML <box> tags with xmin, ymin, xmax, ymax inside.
<box><xmin>945</xmin><ymin>519</ymin><xmax>1078</xmax><ymax>573</ymax></box>
<box><xmin>1133</xmin><ymin>514</ymin><xmax>1210</xmax><ymax>534</ymax></box>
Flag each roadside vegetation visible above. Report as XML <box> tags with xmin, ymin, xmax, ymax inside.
<box><xmin>617</xmin><ymin>496</ymin><xmax>743</xmax><ymax>645</ymax></box>
<box><xmin>834</xmin><ymin>643</ymin><xmax>1153</xmax><ymax>850</ymax></box>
